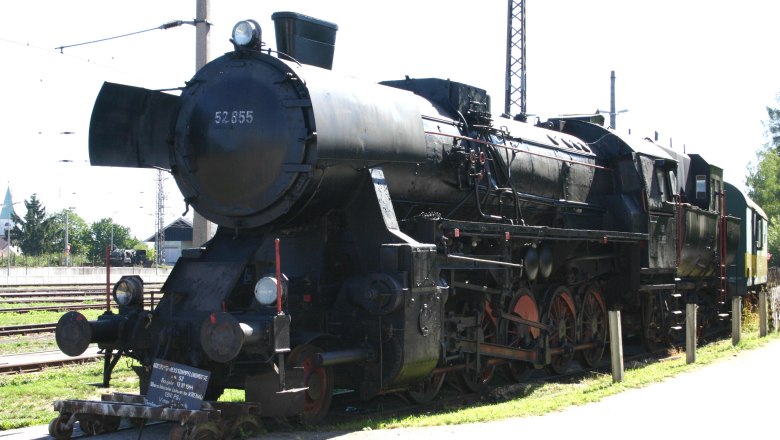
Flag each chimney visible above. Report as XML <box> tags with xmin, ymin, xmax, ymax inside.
<box><xmin>271</xmin><ymin>11</ymin><xmax>338</xmax><ymax>70</ymax></box>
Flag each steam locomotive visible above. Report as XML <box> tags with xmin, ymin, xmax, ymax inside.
<box><xmin>54</xmin><ymin>11</ymin><xmax>764</xmax><ymax>428</ymax></box>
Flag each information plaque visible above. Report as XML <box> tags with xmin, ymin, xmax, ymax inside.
<box><xmin>147</xmin><ymin>359</ymin><xmax>211</xmax><ymax>409</ymax></box>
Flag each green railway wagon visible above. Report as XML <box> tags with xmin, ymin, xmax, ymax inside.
<box><xmin>725</xmin><ymin>181</ymin><xmax>768</xmax><ymax>295</ymax></box>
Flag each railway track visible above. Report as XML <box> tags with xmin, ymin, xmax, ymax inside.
<box><xmin>0</xmin><ymin>348</ymin><xmax>102</xmax><ymax>375</ymax></box>
<box><xmin>1</xmin><ymin>301</ymin><xmax>155</xmax><ymax>314</ymax></box>
<box><xmin>0</xmin><ymin>283</ymin><xmax>163</xmax><ymax>294</ymax></box>
<box><xmin>0</xmin><ymin>322</ymin><xmax>58</xmax><ymax>337</ymax></box>
<box><xmin>0</xmin><ymin>291</ymin><xmax>161</xmax><ymax>300</ymax></box>
<box><xmin>0</xmin><ymin>285</ymin><xmax>162</xmax><ymax>314</ymax></box>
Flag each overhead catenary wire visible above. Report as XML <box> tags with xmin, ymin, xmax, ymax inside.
<box><xmin>0</xmin><ymin>37</ymin><xmax>109</xmax><ymax>69</ymax></box>
<box><xmin>54</xmin><ymin>19</ymin><xmax>208</xmax><ymax>53</ymax></box>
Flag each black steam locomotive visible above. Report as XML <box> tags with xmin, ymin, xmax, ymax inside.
<box><xmin>55</xmin><ymin>11</ymin><xmax>750</xmax><ymax>429</ymax></box>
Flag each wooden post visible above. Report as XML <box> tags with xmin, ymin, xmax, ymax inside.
<box><xmin>686</xmin><ymin>303</ymin><xmax>697</xmax><ymax>364</ymax></box>
<box><xmin>732</xmin><ymin>296</ymin><xmax>741</xmax><ymax>346</ymax></box>
<box><xmin>759</xmin><ymin>289</ymin><xmax>768</xmax><ymax>337</ymax></box>
<box><xmin>609</xmin><ymin>310</ymin><xmax>623</xmax><ymax>383</ymax></box>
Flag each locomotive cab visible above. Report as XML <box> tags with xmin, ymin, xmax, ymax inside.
<box><xmin>686</xmin><ymin>153</ymin><xmax>724</xmax><ymax>212</ymax></box>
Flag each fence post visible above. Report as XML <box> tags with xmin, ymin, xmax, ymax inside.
<box><xmin>609</xmin><ymin>310</ymin><xmax>623</xmax><ymax>383</ymax></box>
<box><xmin>732</xmin><ymin>295</ymin><xmax>741</xmax><ymax>346</ymax></box>
<box><xmin>769</xmin><ymin>287</ymin><xmax>780</xmax><ymax>332</ymax></box>
<box><xmin>686</xmin><ymin>303</ymin><xmax>697</xmax><ymax>364</ymax></box>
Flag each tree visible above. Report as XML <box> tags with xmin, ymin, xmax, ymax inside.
<box><xmin>86</xmin><ymin>218</ymin><xmax>137</xmax><ymax>264</ymax></box>
<box><xmin>769</xmin><ymin>216</ymin><xmax>780</xmax><ymax>266</ymax></box>
<box><xmin>747</xmin><ymin>98</ymin><xmax>780</xmax><ymax>265</ymax></box>
<box><xmin>766</xmin><ymin>93</ymin><xmax>780</xmax><ymax>151</ymax></box>
<box><xmin>11</xmin><ymin>194</ymin><xmax>55</xmax><ymax>256</ymax></box>
<box><xmin>48</xmin><ymin>209</ymin><xmax>89</xmax><ymax>257</ymax></box>
<box><xmin>746</xmin><ymin>145</ymin><xmax>780</xmax><ymax>218</ymax></box>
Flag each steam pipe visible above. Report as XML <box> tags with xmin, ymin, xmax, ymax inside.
<box><xmin>314</xmin><ymin>349</ymin><xmax>370</xmax><ymax>367</ymax></box>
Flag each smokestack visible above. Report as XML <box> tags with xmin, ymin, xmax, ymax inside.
<box><xmin>272</xmin><ymin>12</ymin><xmax>338</xmax><ymax>70</ymax></box>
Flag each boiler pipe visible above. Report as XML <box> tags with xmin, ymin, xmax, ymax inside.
<box><xmin>314</xmin><ymin>349</ymin><xmax>370</xmax><ymax>367</ymax></box>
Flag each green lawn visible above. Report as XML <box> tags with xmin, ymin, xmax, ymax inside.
<box><xmin>0</xmin><ymin>361</ymin><xmax>140</xmax><ymax>430</ymax></box>
<box><xmin>0</xmin><ymin>309</ymin><xmax>113</xmax><ymax>327</ymax></box>
<box><xmin>0</xmin><ymin>337</ymin><xmax>59</xmax><ymax>354</ymax></box>
<box><xmin>334</xmin><ymin>331</ymin><xmax>779</xmax><ymax>431</ymax></box>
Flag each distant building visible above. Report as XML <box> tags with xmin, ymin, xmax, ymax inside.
<box><xmin>0</xmin><ymin>236</ymin><xmax>13</xmax><ymax>258</ymax></box>
<box><xmin>144</xmin><ymin>217</ymin><xmax>193</xmax><ymax>264</ymax></box>
<box><xmin>0</xmin><ymin>187</ymin><xmax>15</xmax><ymax>228</ymax></box>
<box><xmin>0</xmin><ymin>187</ymin><xmax>17</xmax><ymax>257</ymax></box>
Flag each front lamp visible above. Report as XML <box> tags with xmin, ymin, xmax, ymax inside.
<box><xmin>113</xmin><ymin>275</ymin><xmax>144</xmax><ymax>307</ymax></box>
<box><xmin>232</xmin><ymin>19</ymin><xmax>262</xmax><ymax>50</ymax></box>
<box><xmin>254</xmin><ymin>274</ymin><xmax>287</xmax><ymax>306</ymax></box>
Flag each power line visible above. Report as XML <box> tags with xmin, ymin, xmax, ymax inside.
<box><xmin>54</xmin><ymin>19</ymin><xmax>204</xmax><ymax>53</ymax></box>
<box><xmin>1</xmin><ymin>37</ymin><xmax>121</xmax><ymax>71</ymax></box>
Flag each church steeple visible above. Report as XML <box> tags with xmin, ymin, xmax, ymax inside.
<box><xmin>0</xmin><ymin>187</ymin><xmax>14</xmax><ymax>220</ymax></box>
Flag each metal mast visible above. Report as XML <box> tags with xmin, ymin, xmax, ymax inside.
<box><xmin>155</xmin><ymin>170</ymin><xmax>166</xmax><ymax>266</ymax></box>
<box><xmin>609</xmin><ymin>70</ymin><xmax>616</xmax><ymax>129</ymax></box>
<box><xmin>504</xmin><ymin>0</ymin><xmax>527</xmax><ymax>117</ymax></box>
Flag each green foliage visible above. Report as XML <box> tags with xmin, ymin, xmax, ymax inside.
<box><xmin>11</xmin><ymin>194</ymin><xmax>56</xmax><ymax>256</ymax></box>
<box><xmin>769</xmin><ymin>217</ymin><xmax>780</xmax><ymax>267</ymax></box>
<box><xmin>747</xmin><ymin>145</ymin><xmax>780</xmax><ymax>217</ymax></box>
<box><xmin>766</xmin><ymin>95</ymin><xmax>780</xmax><ymax>149</ymax></box>
<box><xmin>5</xmin><ymin>193</ymin><xmax>139</xmax><ymax>266</ymax></box>
<box><xmin>747</xmin><ymin>99</ymin><xmax>780</xmax><ymax>265</ymax></box>
<box><xmin>48</xmin><ymin>209</ymin><xmax>89</xmax><ymax>258</ymax></box>
<box><xmin>86</xmin><ymin>218</ymin><xmax>138</xmax><ymax>264</ymax></box>
<box><xmin>0</xmin><ymin>252</ymin><xmax>90</xmax><ymax>268</ymax></box>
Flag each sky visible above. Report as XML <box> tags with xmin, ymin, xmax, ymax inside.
<box><xmin>2</xmin><ymin>0</ymin><xmax>779</xmax><ymax>239</ymax></box>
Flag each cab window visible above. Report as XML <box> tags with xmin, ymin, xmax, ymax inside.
<box><xmin>696</xmin><ymin>175</ymin><xmax>706</xmax><ymax>200</ymax></box>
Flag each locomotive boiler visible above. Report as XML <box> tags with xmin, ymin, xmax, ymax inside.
<box><xmin>53</xmin><ymin>11</ymin><xmax>746</xmax><ymax>432</ymax></box>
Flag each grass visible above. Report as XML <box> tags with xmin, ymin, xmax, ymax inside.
<box><xmin>0</xmin><ymin>337</ymin><xmax>59</xmax><ymax>354</ymax></box>
<box><xmin>0</xmin><ymin>308</ymin><xmax>117</xmax><ymax>356</ymax></box>
<box><xmin>0</xmin><ymin>302</ymin><xmax>61</xmax><ymax>310</ymax></box>
<box><xmin>0</xmin><ymin>309</ymin><xmax>113</xmax><ymax>327</ymax></box>
<box><xmin>0</xmin><ymin>306</ymin><xmax>777</xmax><ymax>433</ymax></box>
<box><xmin>191</xmin><ymin>329</ymin><xmax>780</xmax><ymax>434</ymax></box>
<box><xmin>0</xmin><ymin>360</ymin><xmax>140</xmax><ymax>430</ymax></box>
<box><xmin>327</xmin><ymin>330</ymin><xmax>780</xmax><ymax>432</ymax></box>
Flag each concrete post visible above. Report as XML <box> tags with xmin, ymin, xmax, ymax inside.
<box><xmin>759</xmin><ymin>289</ymin><xmax>767</xmax><ymax>337</ymax></box>
<box><xmin>192</xmin><ymin>0</ymin><xmax>215</xmax><ymax>247</ymax></box>
<box><xmin>609</xmin><ymin>310</ymin><xmax>623</xmax><ymax>383</ymax></box>
<box><xmin>732</xmin><ymin>296</ymin><xmax>741</xmax><ymax>346</ymax></box>
<box><xmin>686</xmin><ymin>303</ymin><xmax>697</xmax><ymax>364</ymax></box>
